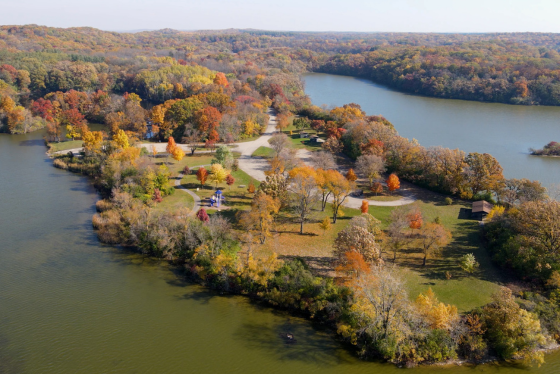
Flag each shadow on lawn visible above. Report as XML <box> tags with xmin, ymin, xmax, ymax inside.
<box><xmin>397</xmin><ymin>221</ymin><xmax>509</xmax><ymax>285</ymax></box>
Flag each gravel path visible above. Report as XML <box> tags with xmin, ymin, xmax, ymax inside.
<box><xmin>174</xmin><ymin>171</ymin><xmax>202</xmax><ymax>216</ymax></box>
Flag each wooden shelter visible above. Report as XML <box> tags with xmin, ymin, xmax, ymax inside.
<box><xmin>471</xmin><ymin>200</ymin><xmax>493</xmax><ymax>220</ymax></box>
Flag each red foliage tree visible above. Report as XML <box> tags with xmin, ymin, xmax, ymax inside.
<box><xmin>196</xmin><ymin>208</ymin><xmax>210</xmax><ymax>223</ymax></box>
<box><xmin>197</xmin><ymin>167</ymin><xmax>208</xmax><ymax>188</ymax></box>
<box><xmin>31</xmin><ymin>98</ymin><xmax>55</xmax><ymax>121</ymax></box>
<box><xmin>226</xmin><ymin>174</ymin><xmax>235</xmax><ymax>189</ymax></box>
<box><xmin>153</xmin><ymin>188</ymin><xmax>163</xmax><ymax>203</ymax></box>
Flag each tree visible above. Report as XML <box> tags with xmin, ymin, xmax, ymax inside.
<box><xmin>275</xmin><ymin>113</ymin><xmax>290</xmax><ymax>132</ymax></box>
<box><xmin>387</xmin><ymin>207</ymin><xmax>411</xmax><ymax>261</ymax></box>
<box><xmin>225</xmin><ymin>174</ymin><xmax>235</xmax><ymax>189</ymax></box>
<box><xmin>459</xmin><ymin>253</ymin><xmax>479</xmax><ymax>274</ymax></box>
<box><xmin>171</xmin><ymin>146</ymin><xmax>185</xmax><ymax>161</ymax></box>
<box><xmin>210</xmin><ymin>163</ymin><xmax>229</xmax><ymax>187</ymax></box>
<box><xmin>240</xmin><ymin>193</ymin><xmax>280</xmax><ymax>244</ymax></box>
<box><xmin>311</xmin><ymin>151</ymin><xmax>336</xmax><ymax>170</ymax></box>
<box><xmin>481</xmin><ymin>287</ymin><xmax>548</xmax><ymax>364</ymax></box>
<box><xmin>342</xmin><ymin>266</ymin><xmax>415</xmax><ymax>361</ymax></box>
<box><xmin>288</xmin><ymin>166</ymin><xmax>320</xmax><ymax>234</ymax></box>
<box><xmin>268</xmin><ymin>132</ymin><xmax>291</xmax><ymax>155</ymax></box>
<box><xmin>258</xmin><ymin>173</ymin><xmax>288</xmax><ymax>204</ymax></box>
<box><xmin>82</xmin><ymin>130</ymin><xmax>104</xmax><ymax>156</ymax></box>
<box><xmin>183</xmin><ymin>128</ymin><xmax>202</xmax><ymax>155</ymax></box>
<box><xmin>514</xmin><ymin>200</ymin><xmax>560</xmax><ymax>259</ymax></box>
<box><xmin>407</xmin><ymin>206</ymin><xmax>423</xmax><ymax>229</ymax></box>
<box><xmin>247</xmin><ymin>182</ymin><xmax>256</xmax><ymax>194</ymax></box>
<box><xmin>360</xmin><ymin>200</ymin><xmax>369</xmax><ymax>214</ymax></box>
<box><xmin>356</xmin><ymin>154</ymin><xmax>385</xmax><ymax>186</ymax></box>
<box><xmin>293</xmin><ymin>117</ymin><xmax>310</xmax><ymax>130</ymax></box>
<box><xmin>196</xmin><ymin>167</ymin><xmax>208</xmax><ymax>188</ymax></box>
<box><xmin>213</xmin><ymin>72</ymin><xmax>228</xmax><ymax>87</ymax></box>
<box><xmin>166</xmin><ymin>136</ymin><xmax>178</xmax><ymax>154</ymax></box>
<box><xmin>371</xmin><ymin>182</ymin><xmax>383</xmax><ymax>196</ymax></box>
<box><xmin>464</xmin><ymin>152</ymin><xmax>504</xmax><ymax>196</ymax></box>
<box><xmin>322</xmin><ymin>136</ymin><xmax>343</xmax><ymax>154</ymax></box>
<box><xmin>314</xmin><ymin>169</ymin><xmax>332</xmax><ymax>212</ymax></box>
<box><xmin>346</xmin><ymin>168</ymin><xmax>358</xmax><ymax>182</ymax></box>
<box><xmin>415</xmin><ymin>288</ymin><xmax>459</xmax><ymax>330</ymax></box>
<box><xmin>386</xmin><ymin>173</ymin><xmax>400</xmax><ymax>194</ymax></box>
<box><xmin>419</xmin><ymin>223</ymin><xmax>452</xmax><ymax>266</ymax></box>
<box><xmin>153</xmin><ymin>188</ymin><xmax>163</xmax><ymax>203</ymax></box>
<box><xmin>212</xmin><ymin>145</ymin><xmax>234</xmax><ymax>169</ymax></box>
<box><xmin>112</xmin><ymin>129</ymin><xmax>129</xmax><ymax>149</ymax></box>
<box><xmin>319</xmin><ymin>217</ymin><xmax>331</xmax><ymax>235</ymax></box>
<box><xmin>334</xmin><ymin>225</ymin><xmax>380</xmax><ymax>263</ymax></box>
<box><xmin>326</xmin><ymin>170</ymin><xmax>353</xmax><ymax>223</ymax></box>
<box><xmin>196</xmin><ymin>208</ymin><xmax>210</xmax><ymax>223</ymax></box>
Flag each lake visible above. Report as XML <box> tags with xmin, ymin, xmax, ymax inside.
<box><xmin>1</xmin><ymin>131</ymin><xmax>560</xmax><ymax>373</ymax></box>
<box><xmin>302</xmin><ymin>73</ymin><xmax>560</xmax><ymax>191</ymax></box>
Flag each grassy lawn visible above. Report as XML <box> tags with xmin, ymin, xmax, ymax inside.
<box><xmin>47</xmin><ymin>140</ymin><xmax>84</xmax><ymax>153</ymax></box>
<box><xmin>154</xmin><ymin>154</ymin><xmax>215</xmax><ymax>174</ymax></box>
<box><xmin>367</xmin><ymin>199</ymin><xmax>505</xmax><ymax>312</ymax></box>
<box><xmin>251</xmin><ymin>146</ymin><xmax>275</xmax><ymax>158</ymax></box>
<box><xmin>153</xmin><ymin>188</ymin><xmax>195</xmax><ymax>213</ymax></box>
<box><xmin>180</xmin><ymin>168</ymin><xmax>260</xmax><ymax>219</ymax></box>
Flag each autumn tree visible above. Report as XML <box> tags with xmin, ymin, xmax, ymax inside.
<box><xmin>418</xmin><ymin>223</ymin><xmax>452</xmax><ymax>266</ymax></box>
<box><xmin>334</xmin><ymin>224</ymin><xmax>380</xmax><ymax>263</ymax></box>
<box><xmin>210</xmin><ymin>163</ymin><xmax>229</xmax><ymax>187</ymax></box>
<box><xmin>275</xmin><ymin>113</ymin><xmax>290</xmax><ymax>132</ymax></box>
<box><xmin>112</xmin><ymin>129</ymin><xmax>129</xmax><ymax>149</ymax></box>
<box><xmin>459</xmin><ymin>253</ymin><xmax>479</xmax><ymax>274</ymax></box>
<box><xmin>196</xmin><ymin>208</ymin><xmax>210</xmax><ymax>223</ymax></box>
<box><xmin>319</xmin><ymin>217</ymin><xmax>331</xmax><ymax>235</ymax></box>
<box><xmin>288</xmin><ymin>166</ymin><xmax>320</xmax><ymax>234</ymax></box>
<box><xmin>82</xmin><ymin>130</ymin><xmax>104</xmax><ymax>156</ymax></box>
<box><xmin>171</xmin><ymin>146</ymin><xmax>185</xmax><ymax>161</ymax></box>
<box><xmin>481</xmin><ymin>287</ymin><xmax>548</xmax><ymax>364</ymax></box>
<box><xmin>386</xmin><ymin>173</ymin><xmax>400</xmax><ymax>194</ymax></box>
<box><xmin>346</xmin><ymin>168</ymin><xmax>358</xmax><ymax>182</ymax></box>
<box><xmin>464</xmin><ymin>152</ymin><xmax>504</xmax><ymax>196</ymax></box>
<box><xmin>311</xmin><ymin>151</ymin><xmax>336</xmax><ymax>170</ymax></box>
<box><xmin>360</xmin><ymin>200</ymin><xmax>369</xmax><ymax>214</ymax></box>
<box><xmin>335</xmin><ymin>251</ymin><xmax>371</xmax><ymax>284</ymax></box>
<box><xmin>166</xmin><ymin>136</ymin><xmax>178</xmax><ymax>154</ymax></box>
<box><xmin>371</xmin><ymin>182</ymin><xmax>383</xmax><ymax>196</ymax></box>
<box><xmin>239</xmin><ymin>193</ymin><xmax>280</xmax><ymax>244</ymax></box>
<box><xmin>225</xmin><ymin>174</ymin><xmax>235</xmax><ymax>190</ymax></box>
<box><xmin>326</xmin><ymin>170</ymin><xmax>354</xmax><ymax>223</ymax></box>
<box><xmin>196</xmin><ymin>167</ymin><xmax>208</xmax><ymax>188</ymax></box>
<box><xmin>212</xmin><ymin>145</ymin><xmax>234</xmax><ymax>170</ymax></box>
<box><xmin>247</xmin><ymin>182</ymin><xmax>256</xmax><ymax>194</ymax></box>
<box><xmin>386</xmin><ymin>206</ymin><xmax>411</xmax><ymax>261</ymax></box>
<box><xmin>213</xmin><ymin>72</ymin><xmax>229</xmax><ymax>87</ymax></box>
<box><xmin>415</xmin><ymin>288</ymin><xmax>459</xmax><ymax>330</ymax></box>
<box><xmin>356</xmin><ymin>154</ymin><xmax>385</xmax><ymax>186</ymax></box>
<box><xmin>322</xmin><ymin>136</ymin><xmax>343</xmax><ymax>154</ymax></box>
<box><xmin>268</xmin><ymin>132</ymin><xmax>291</xmax><ymax>155</ymax></box>
<box><xmin>407</xmin><ymin>206</ymin><xmax>423</xmax><ymax>229</ymax></box>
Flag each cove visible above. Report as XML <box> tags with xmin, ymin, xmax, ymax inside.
<box><xmin>302</xmin><ymin>73</ymin><xmax>560</xmax><ymax>191</ymax></box>
<box><xmin>2</xmin><ymin>132</ymin><xmax>560</xmax><ymax>373</ymax></box>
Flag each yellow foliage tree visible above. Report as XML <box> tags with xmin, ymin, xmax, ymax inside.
<box><xmin>82</xmin><ymin>130</ymin><xmax>104</xmax><ymax>155</ymax></box>
<box><xmin>171</xmin><ymin>146</ymin><xmax>185</xmax><ymax>161</ymax></box>
<box><xmin>113</xmin><ymin>129</ymin><xmax>129</xmax><ymax>149</ymax></box>
<box><xmin>210</xmin><ymin>163</ymin><xmax>229</xmax><ymax>187</ymax></box>
<box><xmin>416</xmin><ymin>288</ymin><xmax>459</xmax><ymax>330</ymax></box>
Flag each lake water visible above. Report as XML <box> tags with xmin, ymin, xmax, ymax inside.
<box><xmin>1</xmin><ymin>131</ymin><xmax>560</xmax><ymax>373</ymax></box>
<box><xmin>302</xmin><ymin>73</ymin><xmax>560</xmax><ymax>191</ymax></box>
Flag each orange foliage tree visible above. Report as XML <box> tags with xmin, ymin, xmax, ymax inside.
<box><xmin>213</xmin><ymin>72</ymin><xmax>229</xmax><ymax>87</ymax></box>
<box><xmin>407</xmin><ymin>207</ymin><xmax>423</xmax><ymax>229</ymax></box>
<box><xmin>361</xmin><ymin>200</ymin><xmax>369</xmax><ymax>214</ymax></box>
<box><xmin>345</xmin><ymin>168</ymin><xmax>358</xmax><ymax>182</ymax></box>
<box><xmin>166</xmin><ymin>136</ymin><xmax>177</xmax><ymax>154</ymax></box>
<box><xmin>196</xmin><ymin>167</ymin><xmax>208</xmax><ymax>188</ymax></box>
<box><xmin>386</xmin><ymin>173</ymin><xmax>400</xmax><ymax>194</ymax></box>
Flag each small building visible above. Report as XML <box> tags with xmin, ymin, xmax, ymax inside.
<box><xmin>471</xmin><ymin>200</ymin><xmax>493</xmax><ymax>220</ymax></box>
<box><xmin>299</xmin><ymin>131</ymin><xmax>309</xmax><ymax>138</ymax></box>
<box><xmin>310</xmin><ymin>135</ymin><xmax>325</xmax><ymax>143</ymax></box>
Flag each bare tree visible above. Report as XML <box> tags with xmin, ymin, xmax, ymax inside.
<box><xmin>268</xmin><ymin>132</ymin><xmax>291</xmax><ymax>155</ymax></box>
<box><xmin>288</xmin><ymin>168</ymin><xmax>320</xmax><ymax>234</ymax></box>
<box><xmin>386</xmin><ymin>207</ymin><xmax>411</xmax><ymax>261</ymax></box>
<box><xmin>356</xmin><ymin>154</ymin><xmax>386</xmax><ymax>187</ymax></box>
<box><xmin>183</xmin><ymin>127</ymin><xmax>202</xmax><ymax>155</ymax></box>
<box><xmin>311</xmin><ymin>151</ymin><xmax>337</xmax><ymax>170</ymax></box>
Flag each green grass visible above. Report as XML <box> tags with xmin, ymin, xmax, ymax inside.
<box><xmin>154</xmin><ymin>189</ymin><xmax>195</xmax><ymax>213</ymax></box>
<box><xmin>284</xmin><ymin>132</ymin><xmax>324</xmax><ymax>151</ymax></box>
<box><xmin>47</xmin><ymin>140</ymin><xmax>84</xmax><ymax>153</ymax></box>
<box><xmin>367</xmin><ymin>200</ymin><xmax>504</xmax><ymax>312</ymax></box>
<box><xmin>180</xmin><ymin>168</ymin><xmax>260</xmax><ymax>220</ymax></box>
<box><xmin>251</xmin><ymin>146</ymin><xmax>275</xmax><ymax>158</ymax></box>
<box><xmin>154</xmin><ymin>154</ymin><xmax>215</xmax><ymax>175</ymax></box>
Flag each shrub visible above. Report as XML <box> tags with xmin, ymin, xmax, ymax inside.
<box><xmin>53</xmin><ymin>158</ymin><xmax>68</xmax><ymax>169</ymax></box>
<box><xmin>444</xmin><ymin>197</ymin><xmax>453</xmax><ymax>205</ymax></box>
<box><xmin>95</xmin><ymin>199</ymin><xmax>112</xmax><ymax>212</ymax></box>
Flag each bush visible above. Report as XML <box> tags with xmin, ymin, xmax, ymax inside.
<box><xmin>444</xmin><ymin>197</ymin><xmax>453</xmax><ymax>205</ymax></box>
<box><xmin>95</xmin><ymin>199</ymin><xmax>112</xmax><ymax>212</ymax></box>
<box><xmin>53</xmin><ymin>158</ymin><xmax>68</xmax><ymax>169</ymax></box>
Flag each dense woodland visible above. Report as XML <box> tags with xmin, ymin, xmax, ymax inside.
<box><xmin>2</xmin><ymin>25</ymin><xmax>560</xmax><ymax>367</ymax></box>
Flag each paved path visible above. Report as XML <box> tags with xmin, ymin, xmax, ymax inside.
<box><xmin>235</xmin><ymin>107</ymin><xmax>278</xmax><ymax>182</ymax></box>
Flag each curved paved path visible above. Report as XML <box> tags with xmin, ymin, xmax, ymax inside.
<box><xmin>174</xmin><ymin>171</ymin><xmax>201</xmax><ymax>216</ymax></box>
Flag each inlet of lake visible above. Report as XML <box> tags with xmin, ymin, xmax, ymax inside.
<box><xmin>2</xmin><ymin>76</ymin><xmax>560</xmax><ymax>373</ymax></box>
<box><xmin>302</xmin><ymin>73</ymin><xmax>560</xmax><ymax>191</ymax></box>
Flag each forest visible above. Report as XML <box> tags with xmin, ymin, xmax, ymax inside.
<box><xmin>2</xmin><ymin>25</ymin><xmax>560</xmax><ymax>367</ymax></box>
